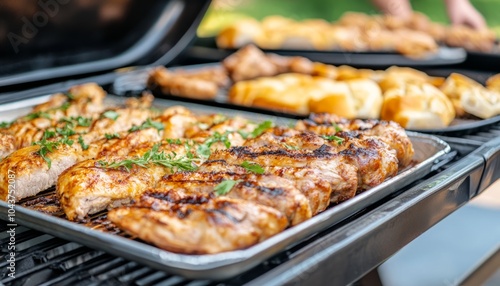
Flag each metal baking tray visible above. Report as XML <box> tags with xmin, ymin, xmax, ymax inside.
<box><xmin>138</xmin><ymin>63</ymin><xmax>500</xmax><ymax>137</ymax></box>
<box><xmin>185</xmin><ymin>37</ymin><xmax>467</xmax><ymax>68</ymax></box>
<box><xmin>0</xmin><ymin>95</ymin><xmax>451</xmax><ymax>280</ymax></box>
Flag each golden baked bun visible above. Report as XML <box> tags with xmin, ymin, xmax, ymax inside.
<box><xmin>460</xmin><ymin>87</ymin><xmax>500</xmax><ymax>119</ymax></box>
<box><xmin>307</xmin><ymin>81</ymin><xmax>356</xmax><ymax>118</ymax></box>
<box><xmin>308</xmin><ymin>78</ymin><xmax>382</xmax><ymax>119</ymax></box>
<box><xmin>486</xmin><ymin>74</ymin><xmax>500</xmax><ymax>93</ymax></box>
<box><xmin>346</xmin><ymin>79</ymin><xmax>383</xmax><ymax>119</ymax></box>
<box><xmin>229</xmin><ymin>73</ymin><xmax>382</xmax><ymax>117</ymax></box>
<box><xmin>336</xmin><ymin>65</ymin><xmax>378</xmax><ymax>81</ymax></box>
<box><xmin>379</xmin><ymin>66</ymin><xmax>445</xmax><ymax>92</ymax></box>
<box><xmin>228</xmin><ymin>73</ymin><xmax>317</xmax><ymax>115</ymax></box>
<box><xmin>440</xmin><ymin>73</ymin><xmax>483</xmax><ymax>117</ymax></box>
<box><xmin>381</xmin><ymin>83</ymin><xmax>455</xmax><ymax>129</ymax></box>
<box><xmin>216</xmin><ymin>19</ymin><xmax>262</xmax><ymax>49</ymax></box>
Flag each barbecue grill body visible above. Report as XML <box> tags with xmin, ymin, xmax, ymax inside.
<box><xmin>1</xmin><ymin>1</ymin><xmax>500</xmax><ymax>284</ymax></box>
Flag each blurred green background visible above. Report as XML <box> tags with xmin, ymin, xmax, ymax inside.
<box><xmin>198</xmin><ymin>0</ymin><xmax>500</xmax><ymax>36</ymax></box>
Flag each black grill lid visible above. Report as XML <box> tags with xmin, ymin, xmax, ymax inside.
<box><xmin>0</xmin><ymin>0</ymin><xmax>211</xmax><ymax>88</ymax></box>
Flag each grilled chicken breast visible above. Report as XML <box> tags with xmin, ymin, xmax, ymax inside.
<box><xmin>0</xmin><ymin>140</ymin><xmax>93</xmax><ymax>201</ymax></box>
<box><xmin>296</xmin><ymin>113</ymin><xmax>414</xmax><ymax>167</ymax></box>
<box><xmin>108</xmin><ymin>192</ymin><xmax>288</xmax><ymax>254</ymax></box>
<box><xmin>157</xmin><ymin>173</ymin><xmax>312</xmax><ymax>225</ymax></box>
<box><xmin>0</xmin><ymin>83</ymin><xmax>107</xmax><ymax>156</ymax></box>
<box><xmin>209</xmin><ymin>146</ymin><xmax>359</xmax><ymax>203</ymax></box>
<box><xmin>57</xmin><ymin>142</ymin><xmax>193</xmax><ymax>221</ymax></box>
<box><xmin>198</xmin><ymin>160</ymin><xmax>332</xmax><ymax>215</ymax></box>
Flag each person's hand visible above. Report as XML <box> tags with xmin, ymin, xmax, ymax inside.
<box><xmin>445</xmin><ymin>0</ymin><xmax>487</xmax><ymax>30</ymax></box>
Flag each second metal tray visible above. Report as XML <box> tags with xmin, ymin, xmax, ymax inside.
<box><xmin>0</xmin><ymin>96</ymin><xmax>451</xmax><ymax>280</ymax></box>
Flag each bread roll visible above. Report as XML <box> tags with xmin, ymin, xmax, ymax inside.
<box><xmin>308</xmin><ymin>78</ymin><xmax>382</xmax><ymax>119</ymax></box>
<box><xmin>381</xmin><ymin>83</ymin><xmax>455</xmax><ymax>129</ymax></box>
<box><xmin>440</xmin><ymin>73</ymin><xmax>483</xmax><ymax>116</ymax></box>
<box><xmin>486</xmin><ymin>74</ymin><xmax>500</xmax><ymax>93</ymax></box>
<box><xmin>229</xmin><ymin>73</ymin><xmax>316</xmax><ymax>115</ymax></box>
<box><xmin>216</xmin><ymin>19</ymin><xmax>262</xmax><ymax>49</ymax></box>
<box><xmin>460</xmin><ymin>87</ymin><xmax>500</xmax><ymax>119</ymax></box>
<box><xmin>346</xmin><ymin>79</ymin><xmax>383</xmax><ymax>119</ymax></box>
<box><xmin>308</xmin><ymin>81</ymin><xmax>356</xmax><ymax>118</ymax></box>
<box><xmin>379</xmin><ymin>66</ymin><xmax>445</xmax><ymax>92</ymax></box>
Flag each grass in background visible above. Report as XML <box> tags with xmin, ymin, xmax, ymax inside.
<box><xmin>198</xmin><ymin>0</ymin><xmax>500</xmax><ymax>37</ymax></box>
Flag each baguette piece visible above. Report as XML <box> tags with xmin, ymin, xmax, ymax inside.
<box><xmin>381</xmin><ymin>83</ymin><xmax>455</xmax><ymax>129</ymax></box>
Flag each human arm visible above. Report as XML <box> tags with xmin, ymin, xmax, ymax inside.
<box><xmin>444</xmin><ymin>0</ymin><xmax>487</xmax><ymax>30</ymax></box>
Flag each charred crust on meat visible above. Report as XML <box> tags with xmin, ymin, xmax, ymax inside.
<box><xmin>241</xmin><ymin>181</ymin><xmax>285</xmax><ymax>197</ymax></box>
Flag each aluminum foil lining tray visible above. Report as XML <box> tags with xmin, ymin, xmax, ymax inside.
<box><xmin>0</xmin><ymin>95</ymin><xmax>451</xmax><ymax>280</ymax></box>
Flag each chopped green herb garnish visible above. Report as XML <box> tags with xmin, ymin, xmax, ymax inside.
<box><xmin>60</xmin><ymin>116</ymin><xmax>92</xmax><ymax>128</ymax></box>
<box><xmin>166</xmin><ymin>138</ymin><xmax>183</xmax><ymax>144</ymax></box>
<box><xmin>59</xmin><ymin>102</ymin><xmax>70</xmax><ymax>111</ymax></box>
<box><xmin>104</xmin><ymin>133</ymin><xmax>121</xmax><ymax>140</ymax></box>
<box><xmin>76</xmin><ymin>116</ymin><xmax>92</xmax><ymax>127</ymax></box>
<box><xmin>197</xmin><ymin>131</ymin><xmax>231</xmax><ymax>158</ymax></box>
<box><xmin>24</xmin><ymin>101</ymin><xmax>71</xmax><ymax>121</ymax></box>
<box><xmin>0</xmin><ymin>121</ymin><xmax>12</xmax><ymax>128</ymax></box>
<box><xmin>56</xmin><ymin>125</ymin><xmax>76</xmax><ymax>137</ymax></box>
<box><xmin>103</xmin><ymin>110</ymin><xmax>120</xmax><ymax>121</ymax></box>
<box><xmin>237</xmin><ymin>130</ymin><xmax>249</xmax><ymax>139</ymax></box>
<box><xmin>65</xmin><ymin>92</ymin><xmax>75</xmax><ymax>100</ymax></box>
<box><xmin>214</xmin><ymin>180</ymin><xmax>242</xmax><ymax>196</ymax></box>
<box><xmin>33</xmin><ymin>139</ymin><xmax>60</xmax><ymax>169</ymax></box>
<box><xmin>212</xmin><ymin>114</ymin><xmax>228</xmax><ymax>125</ymax></box>
<box><xmin>250</xmin><ymin>120</ymin><xmax>273</xmax><ymax>138</ymax></box>
<box><xmin>99</xmin><ymin>143</ymin><xmax>199</xmax><ymax>172</ymax></box>
<box><xmin>241</xmin><ymin>161</ymin><xmax>265</xmax><ymax>174</ymax></box>
<box><xmin>332</xmin><ymin>122</ymin><xmax>342</xmax><ymax>132</ymax></box>
<box><xmin>321</xmin><ymin>135</ymin><xmax>344</xmax><ymax>145</ymax></box>
<box><xmin>42</xmin><ymin>129</ymin><xmax>57</xmax><ymax>139</ymax></box>
<box><xmin>283</xmin><ymin>143</ymin><xmax>299</xmax><ymax>150</ymax></box>
<box><xmin>129</xmin><ymin>118</ymin><xmax>164</xmax><ymax>132</ymax></box>
<box><xmin>59</xmin><ymin>137</ymin><xmax>74</xmax><ymax>146</ymax></box>
<box><xmin>25</xmin><ymin>111</ymin><xmax>51</xmax><ymax>120</ymax></box>
<box><xmin>78</xmin><ymin>135</ymin><xmax>89</xmax><ymax>150</ymax></box>
<box><xmin>197</xmin><ymin>144</ymin><xmax>211</xmax><ymax>159</ymax></box>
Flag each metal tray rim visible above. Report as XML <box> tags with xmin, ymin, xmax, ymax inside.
<box><xmin>0</xmin><ymin>98</ymin><xmax>451</xmax><ymax>280</ymax></box>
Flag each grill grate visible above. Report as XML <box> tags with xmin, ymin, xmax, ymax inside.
<box><xmin>2</xmin><ymin>121</ymin><xmax>500</xmax><ymax>286</ymax></box>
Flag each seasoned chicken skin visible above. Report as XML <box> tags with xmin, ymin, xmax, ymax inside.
<box><xmin>0</xmin><ymin>128</ymin><xmax>161</xmax><ymax>202</ymax></box>
<box><xmin>209</xmin><ymin>146</ymin><xmax>359</xmax><ymax>203</ymax></box>
<box><xmin>296</xmin><ymin>113</ymin><xmax>414</xmax><ymax>167</ymax></box>
<box><xmin>0</xmin><ymin>83</ymin><xmax>106</xmax><ymax>156</ymax></box>
<box><xmin>57</xmin><ymin>140</ymin><xmax>194</xmax><ymax>221</ymax></box>
<box><xmin>108</xmin><ymin>192</ymin><xmax>288</xmax><ymax>254</ymax></box>
<box><xmin>198</xmin><ymin>160</ymin><xmax>332</xmax><ymax>215</ymax></box>
<box><xmin>157</xmin><ymin>173</ymin><xmax>312</xmax><ymax>225</ymax></box>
